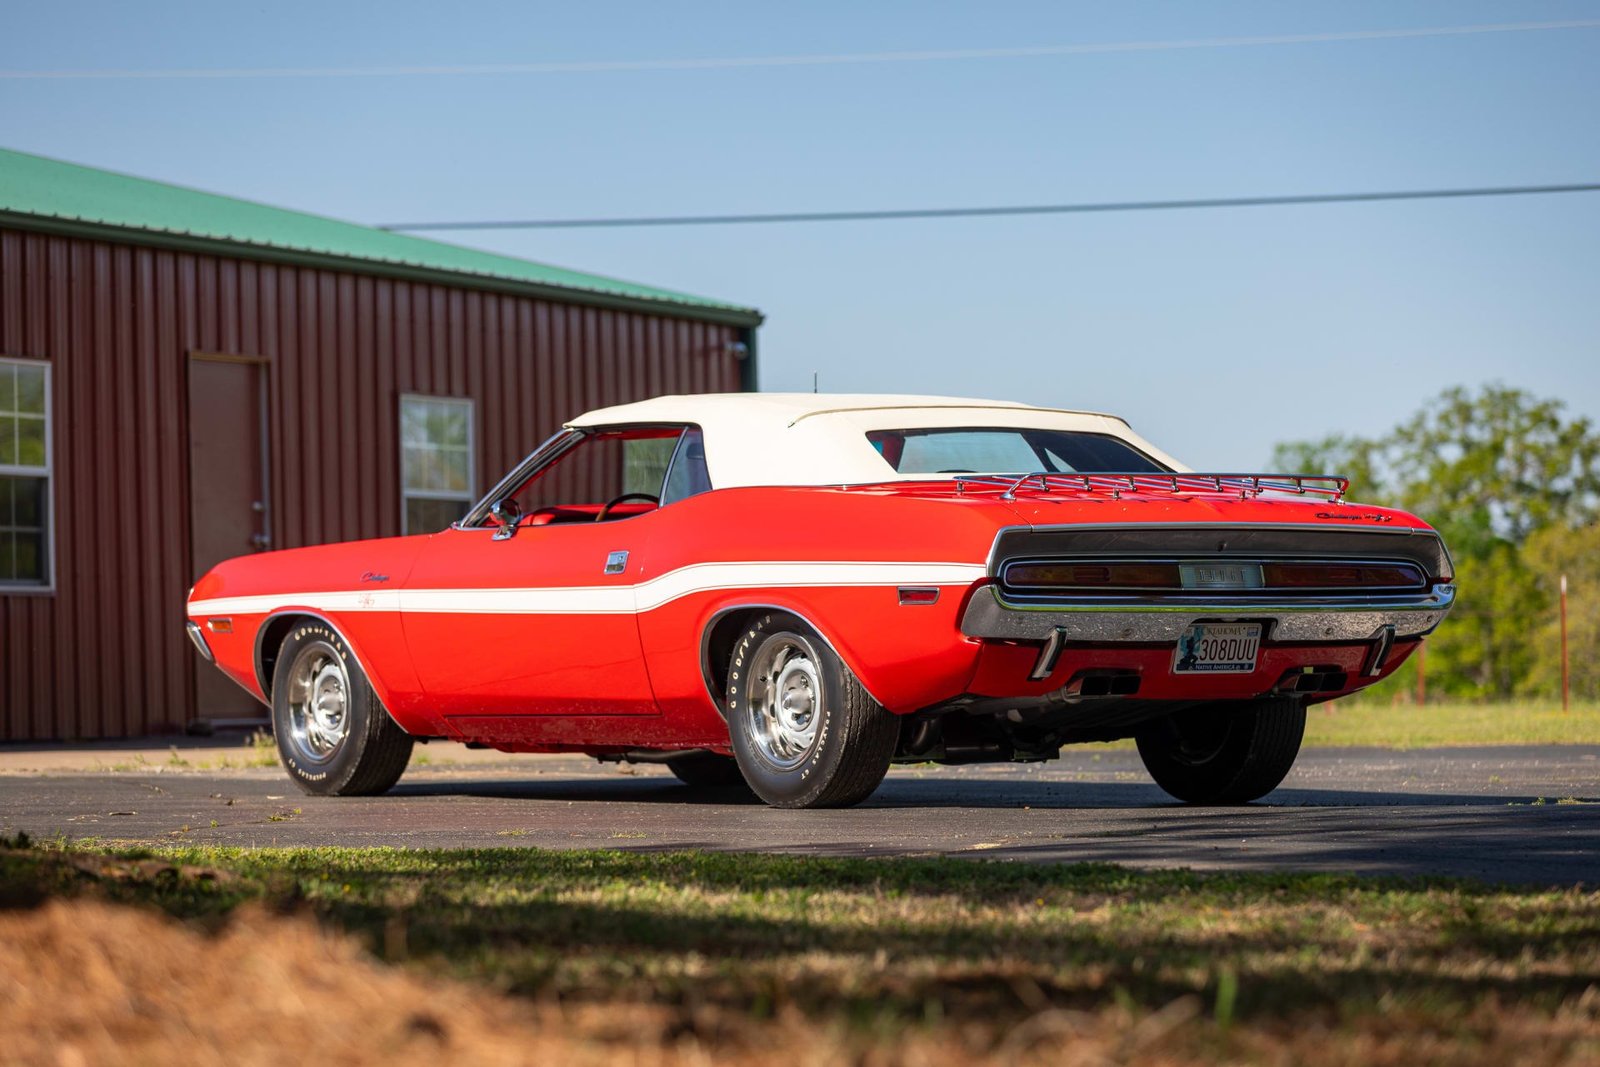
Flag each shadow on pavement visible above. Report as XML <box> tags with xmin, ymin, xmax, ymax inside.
<box><xmin>389</xmin><ymin>773</ymin><xmax>1585</xmax><ymax>810</ymax></box>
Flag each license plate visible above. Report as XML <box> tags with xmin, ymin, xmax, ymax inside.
<box><xmin>1172</xmin><ymin>622</ymin><xmax>1261</xmax><ymax>674</ymax></box>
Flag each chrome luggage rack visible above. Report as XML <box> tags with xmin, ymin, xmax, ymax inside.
<box><xmin>945</xmin><ymin>472</ymin><xmax>1350</xmax><ymax>502</ymax></box>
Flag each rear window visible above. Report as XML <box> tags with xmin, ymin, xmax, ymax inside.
<box><xmin>866</xmin><ymin>428</ymin><xmax>1166</xmax><ymax>475</ymax></box>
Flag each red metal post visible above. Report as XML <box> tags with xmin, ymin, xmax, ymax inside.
<box><xmin>1560</xmin><ymin>574</ymin><xmax>1569</xmax><ymax>713</ymax></box>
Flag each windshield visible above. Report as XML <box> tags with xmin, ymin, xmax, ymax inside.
<box><xmin>866</xmin><ymin>428</ymin><xmax>1167</xmax><ymax>475</ymax></box>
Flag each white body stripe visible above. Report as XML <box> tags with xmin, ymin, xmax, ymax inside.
<box><xmin>186</xmin><ymin>560</ymin><xmax>986</xmax><ymax>618</ymax></box>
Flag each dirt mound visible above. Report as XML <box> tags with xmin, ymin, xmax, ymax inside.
<box><xmin>0</xmin><ymin>899</ymin><xmax>741</xmax><ymax>1067</ymax></box>
<box><xmin>3</xmin><ymin>891</ymin><xmax>1595</xmax><ymax>1066</ymax></box>
<box><xmin>1</xmin><ymin>898</ymin><xmax>1153</xmax><ymax>1067</ymax></box>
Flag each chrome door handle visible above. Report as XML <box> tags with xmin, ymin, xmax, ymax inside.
<box><xmin>604</xmin><ymin>550</ymin><xmax>629</xmax><ymax>575</ymax></box>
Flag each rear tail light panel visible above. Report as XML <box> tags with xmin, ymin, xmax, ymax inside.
<box><xmin>1000</xmin><ymin>557</ymin><xmax>1432</xmax><ymax>597</ymax></box>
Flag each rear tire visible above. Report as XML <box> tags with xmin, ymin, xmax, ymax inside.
<box><xmin>1135</xmin><ymin>698</ymin><xmax>1305</xmax><ymax>804</ymax></box>
<box><xmin>665</xmin><ymin>752</ymin><xmax>749</xmax><ymax>789</ymax></box>
<box><xmin>270</xmin><ymin>620</ymin><xmax>413</xmax><ymax>796</ymax></box>
<box><xmin>725</xmin><ymin>612</ymin><xmax>899</xmax><ymax>808</ymax></box>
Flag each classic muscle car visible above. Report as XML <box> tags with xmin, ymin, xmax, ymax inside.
<box><xmin>186</xmin><ymin>394</ymin><xmax>1455</xmax><ymax>808</ymax></box>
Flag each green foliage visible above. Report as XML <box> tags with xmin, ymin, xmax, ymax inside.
<box><xmin>1271</xmin><ymin>384</ymin><xmax>1599</xmax><ymax>700</ymax></box>
<box><xmin>1523</xmin><ymin>521</ymin><xmax>1600</xmax><ymax>702</ymax></box>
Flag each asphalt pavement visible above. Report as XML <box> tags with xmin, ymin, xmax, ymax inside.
<box><xmin>3</xmin><ymin>744</ymin><xmax>1597</xmax><ymax>885</ymax></box>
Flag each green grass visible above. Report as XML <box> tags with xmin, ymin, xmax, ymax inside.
<box><xmin>4</xmin><ymin>838</ymin><xmax>1597</xmax><ymax>1062</ymax></box>
<box><xmin>1303</xmin><ymin>700</ymin><xmax>1600</xmax><ymax>749</ymax></box>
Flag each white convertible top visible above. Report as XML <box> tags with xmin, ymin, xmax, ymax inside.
<box><xmin>567</xmin><ymin>393</ymin><xmax>1188</xmax><ymax>488</ymax></box>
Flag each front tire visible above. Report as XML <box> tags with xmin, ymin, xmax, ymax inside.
<box><xmin>270</xmin><ymin>620</ymin><xmax>413</xmax><ymax>796</ymax></box>
<box><xmin>1135</xmin><ymin>698</ymin><xmax>1305</xmax><ymax>804</ymax></box>
<box><xmin>725</xmin><ymin>613</ymin><xmax>900</xmax><ymax>808</ymax></box>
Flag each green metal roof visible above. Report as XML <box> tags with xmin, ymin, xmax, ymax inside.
<box><xmin>0</xmin><ymin>147</ymin><xmax>761</xmax><ymax>326</ymax></box>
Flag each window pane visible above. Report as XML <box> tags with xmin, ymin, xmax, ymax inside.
<box><xmin>406</xmin><ymin>496</ymin><xmax>468</xmax><ymax>534</ymax></box>
<box><xmin>0</xmin><ymin>366</ymin><xmax>50</xmax><ymax>587</ymax></box>
<box><xmin>624</xmin><ymin>436</ymin><xmax>676</xmax><ymax>496</ymax></box>
<box><xmin>14</xmin><ymin>532</ymin><xmax>39</xmax><ymax>581</ymax></box>
<box><xmin>898</xmin><ymin>431</ymin><xmax>1041</xmax><ymax>473</ymax></box>
<box><xmin>16</xmin><ymin>417</ymin><xmax>45</xmax><ymax>468</ymax></box>
<box><xmin>401</xmin><ymin>402</ymin><xmax>429</xmax><ymax>446</ymax></box>
<box><xmin>440</xmin><ymin>449</ymin><xmax>469</xmax><ymax>493</ymax></box>
<box><xmin>402</xmin><ymin>445</ymin><xmax>427</xmax><ymax>490</ymax></box>
<box><xmin>15</xmin><ymin>365</ymin><xmax>45</xmax><ymax>415</ymax></box>
<box><xmin>867</xmin><ymin>428</ymin><xmax>1164</xmax><ymax>475</ymax></box>
<box><xmin>661</xmin><ymin>428</ymin><xmax>711</xmax><ymax>506</ymax></box>
<box><xmin>440</xmin><ymin>405</ymin><xmax>468</xmax><ymax>448</ymax></box>
<box><xmin>422</xmin><ymin>444</ymin><xmax>441</xmax><ymax>489</ymax></box>
<box><xmin>401</xmin><ymin>397</ymin><xmax>472</xmax><ymax>496</ymax></box>
<box><xmin>4</xmin><ymin>475</ymin><xmax>43</xmax><ymax>527</ymax></box>
<box><xmin>0</xmin><ymin>476</ymin><xmax>47</xmax><ymax>585</ymax></box>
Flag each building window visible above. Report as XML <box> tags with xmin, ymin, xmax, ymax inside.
<box><xmin>0</xmin><ymin>358</ymin><xmax>51</xmax><ymax>588</ymax></box>
<box><xmin>400</xmin><ymin>395</ymin><xmax>475</xmax><ymax>534</ymax></box>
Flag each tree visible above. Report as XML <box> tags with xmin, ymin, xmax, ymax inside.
<box><xmin>1522</xmin><ymin>521</ymin><xmax>1600</xmax><ymax>703</ymax></box>
<box><xmin>1270</xmin><ymin>384</ymin><xmax>1600</xmax><ymax>701</ymax></box>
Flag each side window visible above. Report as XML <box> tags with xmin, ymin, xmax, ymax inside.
<box><xmin>660</xmin><ymin>427</ymin><xmax>711</xmax><ymax>506</ymax></box>
<box><xmin>503</xmin><ymin>427</ymin><xmax>682</xmax><ymax>524</ymax></box>
<box><xmin>401</xmin><ymin>395</ymin><xmax>475</xmax><ymax>533</ymax></box>
<box><xmin>623</xmin><ymin>435</ymin><xmax>678</xmax><ymax>497</ymax></box>
<box><xmin>0</xmin><ymin>358</ymin><xmax>51</xmax><ymax>588</ymax></box>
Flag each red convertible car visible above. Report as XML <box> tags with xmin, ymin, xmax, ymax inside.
<box><xmin>186</xmin><ymin>394</ymin><xmax>1455</xmax><ymax>807</ymax></box>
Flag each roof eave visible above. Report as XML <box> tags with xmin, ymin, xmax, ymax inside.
<box><xmin>0</xmin><ymin>210</ymin><xmax>765</xmax><ymax>329</ymax></box>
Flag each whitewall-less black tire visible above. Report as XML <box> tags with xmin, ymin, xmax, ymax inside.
<box><xmin>270</xmin><ymin>620</ymin><xmax>413</xmax><ymax>796</ymax></box>
<box><xmin>1135</xmin><ymin>698</ymin><xmax>1305</xmax><ymax>805</ymax></box>
<box><xmin>725</xmin><ymin>612</ymin><xmax>900</xmax><ymax>808</ymax></box>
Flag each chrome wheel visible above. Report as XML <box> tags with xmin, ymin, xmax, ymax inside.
<box><xmin>283</xmin><ymin>639</ymin><xmax>351</xmax><ymax>764</ymax></box>
<box><xmin>746</xmin><ymin>632</ymin><xmax>823</xmax><ymax>768</ymax></box>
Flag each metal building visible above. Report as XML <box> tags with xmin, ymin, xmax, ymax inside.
<box><xmin>0</xmin><ymin>148</ymin><xmax>762</xmax><ymax>741</ymax></box>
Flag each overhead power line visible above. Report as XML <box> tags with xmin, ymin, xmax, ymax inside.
<box><xmin>378</xmin><ymin>183</ymin><xmax>1600</xmax><ymax>232</ymax></box>
<box><xmin>4</xmin><ymin>18</ymin><xmax>1598</xmax><ymax>80</ymax></box>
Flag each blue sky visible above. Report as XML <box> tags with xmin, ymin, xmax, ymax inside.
<box><xmin>3</xmin><ymin>1</ymin><xmax>1596</xmax><ymax>470</ymax></box>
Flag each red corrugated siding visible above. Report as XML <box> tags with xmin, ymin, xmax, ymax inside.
<box><xmin>0</xmin><ymin>227</ymin><xmax>746</xmax><ymax>740</ymax></box>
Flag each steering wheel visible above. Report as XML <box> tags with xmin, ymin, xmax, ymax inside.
<box><xmin>595</xmin><ymin>492</ymin><xmax>660</xmax><ymax>522</ymax></box>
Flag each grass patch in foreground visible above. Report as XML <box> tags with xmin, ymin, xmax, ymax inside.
<box><xmin>2</xmin><ymin>840</ymin><xmax>1598</xmax><ymax>1064</ymax></box>
<box><xmin>1303</xmin><ymin>700</ymin><xmax>1600</xmax><ymax>749</ymax></box>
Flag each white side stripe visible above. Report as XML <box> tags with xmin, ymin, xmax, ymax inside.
<box><xmin>186</xmin><ymin>560</ymin><xmax>987</xmax><ymax>618</ymax></box>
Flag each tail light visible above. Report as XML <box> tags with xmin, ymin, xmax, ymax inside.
<box><xmin>1004</xmin><ymin>562</ymin><xmax>1177</xmax><ymax>591</ymax></box>
<box><xmin>1261</xmin><ymin>562</ymin><xmax>1426</xmax><ymax>590</ymax></box>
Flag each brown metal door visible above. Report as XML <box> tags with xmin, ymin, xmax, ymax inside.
<box><xmin>187</xmin><ymin>354</ymin><xmax>271</xmax><ymax>726</ymax></box>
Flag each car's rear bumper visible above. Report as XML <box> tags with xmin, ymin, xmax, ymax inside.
<box><xmin>958</xmin><ymin>583</ymin><xmax>1456</xmax><ymax>644</ymax></box>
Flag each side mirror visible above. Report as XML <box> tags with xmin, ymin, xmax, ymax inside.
<box><xmin>490</xmin><ymin>498</ymin><xmax>523</xmax><ymax>541</ymax></box>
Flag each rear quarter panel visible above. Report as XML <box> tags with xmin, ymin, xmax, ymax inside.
<box><xmin>636</xmin><ymin>487</ymin><xmax>1014</xmax><ymax>727</ymax></box>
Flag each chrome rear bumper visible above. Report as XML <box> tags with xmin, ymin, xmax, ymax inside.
<box><xmin>959</xmin><ymin>584</ymin><xmax>1456</xmax><ymax>644</ymax></box>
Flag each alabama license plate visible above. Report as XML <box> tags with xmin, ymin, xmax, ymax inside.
<box><xmin>1172</xmin><ymin>622</ymin><xmax>1262</xmax><ymax>674</ymax></box>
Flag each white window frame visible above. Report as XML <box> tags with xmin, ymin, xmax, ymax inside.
<box><xmin>0</xmin><ymin>356</ymin><xmax>54</xmax><ymax>593</ymax></box>
<box><xmin>399</xmin><ymin>393</ymin><xmax>477</xmax><ymax>535</ymax></box>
